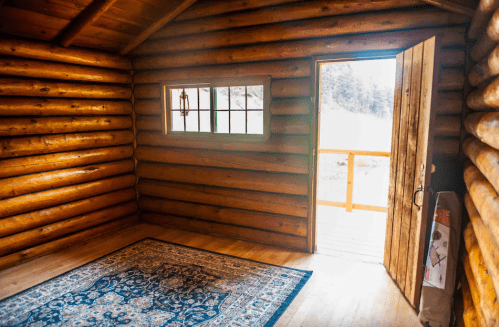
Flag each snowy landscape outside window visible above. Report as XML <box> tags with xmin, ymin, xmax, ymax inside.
<box><xmin>161</xmin><ymin>77</ymin><xmax>270</xmax><ymax>139</ymax></box>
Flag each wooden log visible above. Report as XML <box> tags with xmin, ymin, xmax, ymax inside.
<box><xmin>136</xmin><ymin>162</ymin><xmax>308</xmax><ymax>195</ymax></box>
<box><xmin>436</xmin><ymin>91</ymin><xmax>463</xmax><ymax>115</ymax></box>
<box><xmin>134</xmin><ymin>84</ymin><xmax>159</xmax><ymax>99</ymax></box>
<box><xmin>133</xmin><ymin>59</ymin><xmax>311</xmax><ymax>84</ymax></box>
<box><xmin>0</xmin><ymin>187</ymin><xmax>136</xmax><ymax>238</ymax></box>
<box><xmin>271</xmin><ymin>98</ymin><xmax>312</xmax><ymax>115</ymax></box>
<box><xmin>136</xmin><ymin>146</ymin><xmax>308</xmax><ymax>174</ymax></box>
<box><xmin>419</xmin><ymin>0</ymin><xmax>474</xmax><ymax>17</ymax></box>
<box><xmin>0</xmin><ymin>116</ymin><xmax>132</xmax><ymax>136</ymax></box>
<box><xmin>59</xmin><ymin>0</ymin><xmax>119</xmax><ymax>47</ymax></box>
<box><xmin>135</xmin><ymin>8</ymin><xmax>469</xmax><ymax>55</ymax></box>
<box><xmin>465</xmin><ymin>193</ymin><xmax>499</xmax><ymax>298</ymax></box>
<box><xmin>134</xmin><ymin>100</ymin><xmax>161</xmax><ymax>115</ymax></box>
<box><xmin>471</xmin><ymin>8</ymin><xmax>499</xmax><ymax>61</ymax></box>
<box><xmin>0</xmin><ymin>98</ymin><xmax>132</xmax><ymax>116</ymax></box>
<box><xmin>467</xmin><ymin>78</ymin><xmax>499</xmax><ymax>109</ymax></box>
<box><xmin>142</xmin><ymin>212</ymin><xmax>307</xmax><ymax>251</ymax></box>
<box><xmin>0</xmin><ymin>201</ymin><xmax>137</xmax><ymax>257</ymax></box>
<box><xmin>463</xmin><ymin>222</ymin><xmax>499</xmax><ymax>326</ymax></box>
<box><xmin>463</xmin><ymin>162</ymin><xmax>499</xmax><ymax>248</ymax></box>
<box><xmin>136</xmin><ymin>131</ymin><xmax>309</xmax><ymax>154</ymax></box>
<box><xmin>0</xmin><ymin>78</ymin><xmax>131</xmax><ymax>99</ymax></box>
<box><xmin>271</xmin><ymin>116</ymin><xmax>310</xmax><ymax>134</ymax></box>
<box><xmin>464</xmin><ymin>112</ymin><xmax>499</xmax><ymax>149</ymax></box>
<box><xmin>0</xmin><ymin>38</ymin><xmax>132</xmax><ymax>70</ymax></box>
<box><xmin>138</xmin><ymin>196</ymin><xmax>306</xmax><ymax>236</ymax></box>
<box><xmin>0</xmin><ymin>145</ymin><xmax>133</xmax><ymax>179</ymax></box>
<box><xmin>134</xmin><ymin>27</ymin><xmax>465</xmax><ymax>70</ymax></box>
<box><xmin>434</xmin><ymin>115</ymin><xmax>461</xmax><ymax>137</ymax></box>
<box><xmin>469</xmin><ymin>44</ymin><xmax>499</xmax><ymax>86</ymax></box>
<box><xmin>463</xmin><ymin>253</ymin><xmax>489</xmax><ymax>327</ymax></box>
<box><xmin>463</xmin><ymin>136</ymin><xmax>499</xmax><ymax>193</ymax></box>
<box><xmin>0</xmin><ymin>130</ymin><xmax>134</xmax><ymax>158</ymax></box>
<box><xmin>468</xmin><ymin>0</ymin><xmax>499</xmax><ymax>39</ymax></box>
<box><xmin>136</xmin><ymin>179</ymin><xmax>308</xmax><ymax>217</ymax></box>
<box><xmin>151</xmin><ymin>0</ymin><xmax>423</xmax><ymax>39</ymax></box>
<box><xmin>0</xmin><ymin>214</ymin><xmax>139</xmax><ymax>271</ymax></box>
<box><xmin>461</xmin><ymin>275</ymin><xmax>480</xmax><ymax>327</ymax></box>
<box><xmin>0</xmin><ymin>174</ymin><xmax>136</xmax><ymax>219</ymax></box>
<box><xmin>433</xmin><ymin>138</ymin><xmax>460</xmax><ymax>156</ymax></box>
<box><xmin>440</xmin><ymin>48</ymin><xmax>466</xmax><ymax>67</ymax></box>
<box><xmin>0</xmin><ymin>58</ymin><xmax>131</xmax><ymax>84</ymax></box>
<box><xmin>135</xmin><ymin>115</ymin><xmax>160</xmax><ymax>131</ymax></box>
<box><xmin>272</xmin><ymin>78</ymin><xmax>310</xmax><ymax>98</ymax></box>
<box><xmin>0</xmin><ymin>159</ymin><xmax>134</xmax><ymax>199</ymax></box>
<box><xmin>438</xmin><ymin>69</ymin><xmax>465</xmax><ymax>91</ymax></box>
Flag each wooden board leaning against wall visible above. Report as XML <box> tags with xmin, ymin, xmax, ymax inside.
<box><xmin>132</xmin><ymin>5</ymin><xmax>469</xmax><ymax>252</ymax></box>
<box><xmin>0</xmin><ymin>38</ymin><xmax>137</xmax><ymax>271</ymax></box>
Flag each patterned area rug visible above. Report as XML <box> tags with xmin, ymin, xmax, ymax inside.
<box><xmin>0</xmin><ymin>238</ymin><xmax>312</xmax><ymax>326</ymax></box>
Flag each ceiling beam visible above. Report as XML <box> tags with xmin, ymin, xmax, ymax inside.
<box><xmin>420</xmin><ymin>0</ymin><xmax>475</xmax><ymax>17</ymax></box>
<box><xmin>119</xmin><ymin>0</ymin><xmax>197</xmax><ymax>55</ymax></box>
<box><xmin>59</xmin><ymin>0</ymin><xmax>119</xmax><ymax>47</ymax></box>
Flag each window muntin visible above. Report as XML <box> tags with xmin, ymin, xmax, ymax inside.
<box><xmin>162</xmin><ymin>77</ymin><xmax>270</xmax><ymax>139</ymax></box>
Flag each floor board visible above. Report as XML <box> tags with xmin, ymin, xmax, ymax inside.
<box><xmin>0</xmin><ymin>222</ymin><xmax>421</xmax><ymax>326</ymax></box>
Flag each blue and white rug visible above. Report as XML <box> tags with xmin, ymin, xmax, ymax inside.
<box><xmin>0</xmin><ymin>238</ymin><xmax>312</xmax><ymax>326</ymax></box>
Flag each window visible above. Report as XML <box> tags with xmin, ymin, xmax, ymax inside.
<box><xmin>161</xmin><ymin>76</ymin><xmax>270</xmax><ymax>139</ymax></box>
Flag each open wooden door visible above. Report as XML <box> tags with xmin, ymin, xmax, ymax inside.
<box><xmin>383</xmin><ymin>36</ymin><xmax>441</xmax><ymax>309</ymax></box>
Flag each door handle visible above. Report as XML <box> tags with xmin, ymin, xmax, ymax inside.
<box><xmin>413</xmin><ymin>184</ymin><xmax>423</xmax><ymax>211</ymax></box>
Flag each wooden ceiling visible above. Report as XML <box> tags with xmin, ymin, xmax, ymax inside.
<box><xmin>0</xmin><ymin>0</ymin><xmax>479</xmax><ymax>55</ymax></box>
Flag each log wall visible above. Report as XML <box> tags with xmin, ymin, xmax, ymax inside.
<box><xmin>0</xmin><ymin>38</ymin><xmax>137</xmax><ymax>270</ymax></box>
<box><xmin>131</xmin><ymin>3</ymin><xmax>470</xmax><ymax>251</ymax></box>
<box><xmin>459</xmin><ymin>3</ymin><xmax>499</xmax><ymax>324</ymax></box>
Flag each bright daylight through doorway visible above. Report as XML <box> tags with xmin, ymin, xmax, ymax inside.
<box><xmin>316</xmin><ymin>58</ymin><xmax>397</xmax><ymax>263</ymax></box>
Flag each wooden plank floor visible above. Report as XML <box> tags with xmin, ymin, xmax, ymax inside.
<box><xmin>0</xmin><ymin>222</ymin><xmax>422</xmax><ymax>326</ymax></box>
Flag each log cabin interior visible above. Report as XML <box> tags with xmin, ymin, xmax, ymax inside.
<box><xmin>0</xmin><ymin>0</ymin><xmax>499</xmax><ymax>325</ymax></box>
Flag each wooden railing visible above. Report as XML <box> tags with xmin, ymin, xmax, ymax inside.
<box><xmin>317</xmin><ymin>149</ymin><xmax>390</xmax><ymax>213</ymax></box>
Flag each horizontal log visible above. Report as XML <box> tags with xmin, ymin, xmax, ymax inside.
<box><xmin>463</xmin><ymin>222</ymin><xmax>499</xmax><ymax>326</ymax></box>
<box><xmin>0</xmin><ymin>130</ymin><xmax>134</xmax><ymax>158</ymax></box>
<box><xmin>136</xmin><ymin>146</ymin><xmax>308</xmax><ymax>174</ymax></box>
<box><xmin>468</xmin><ymin>0</ymin><xmax>499</xmax><ymax>39</ymax></box>
<box><xmin>464</xmin><ymin>112</ymin><xmax>499</xmax><ymax>149</ymax></box>
<box><xmin>463</xmin><ymin>162</ymin><xmax>499</xmax><ymax>248</ymax></box>
<box><xmin>0</xmin><ymin>187</ymin><xmax>136</xmax><ymax>238</ymax></box>
<box><xmin>467</xmin><ymin>77</ymin><xmax>499</xmax><ymax>109</ymax></box>
<box><xmin>133</xmin><ymin>59</ymin><xmax>311</xmax><ymax>84</ymax></box>
<box><xmin>137</xmin><ymin>131</ymin><xmax>309</xmax><ymax>154</ymax></box>
<box><xmin>0</xmin><ymin>201</ymin><xmax>137</xmax><ymax>257</ymax></box>
<box><xmin>271</xmin><ymin>116</ymin><xmax>310</xmax><ymax>134</ymax></box>
<box><xmin>0</xmin><ymin>78</ymin><xmax>131</xmax><ymax>99</ymax></box>
<box><xmin>134</xmin><ymin>84</ymin><xmax>159</xmax><ymax>99</ymax></box>
<box><xmin>471</xmin><ymin>9</ymin><xmax>499</xmax><ymax>61</ymax></box>
<box><xmin>134</xmin><ymin>27</ymin><xmax>465</xmax><ymax>70</ymax></box>
<box><xmin>135</xmin><ymin>8</ymin><xmax>469</xmax><ymax>55</ymax></box>
<box><xmin>142</xmin><ymin>212</ymin><xmax>307</xmax><ymax>251</ymax></box>
<box><xmin>438</xmin><ymin>69</ymin><xmax>465</xmax><ymax>91</ymax></box>
<box><xmin>461</xmin><ymin>275</ymin><xmax>480</xmax><ymax>327</ymax></box>
<box><xmin>0</xmin><ymin>214</ymin><xmax>139</xmax><ymax>271</ymax></box>
<box><xmin>0</xmin><ymin>38</ymin><xmax>132</xmax><ymax>70</ymax></box>
<box><xmin>134</xmin><ymin>99</ymin><xmax>161</xmax><ymax>115</ymax></box>
<box><xmin>433</xmin><ymin>138</ymin><xmax>460</xmax><ymax>156</ymax></box>
<box><xmin>0</xmin><ymin>160</ymin><xmax>134</xmax><ymax>199</ymax></box>
<box><xmin>436</xmin><ymin>91</ymin><xmax>463</xmax><ymax>115</ymax></box>
<box><xmin>0</xmin><ymin>58</ymin><xmax>132</xmax><ymax>84</ymax></box>
<box><xmin>434</xmin><ymin>115</ymin><xmax>461</xmax><ymax>137</ymax></box>
<box><xmin>271</xmin><ymin>98</ymin><xmax>312</xmax><ymax>115</ymax></box>
<box><xmin>440</xmin><ymin>48</ymin><xmax>466</xmax><ymax>67</ymax></box>
<box><xmin>0</xmin><ymin>146</ymin><xmax>133</xmax><ymax>179</ymax></box>
<box><xmin>136</xmin><ymin>179</ymin><xmax>308</xmax><ymax>217</ymax></box>
<box><xmin>151</xmin><ymin>0</ymin><xmax>423</xmax><ymax>39</ymax></box>
<box><xmin>136</xmin><ymin>162</ymin><xmax>308</xmax><ymax>195</ymax></box>
<box><xmin>465</xmin><ymin>193</ymin><xmax>499</xmax><ymax>299</ymax></box>
<box><xmin>135</xmin><ymin>115</ymin><xmax>160</xmax><ymax>131</ymax></box>
<box><xmin>0</xmin><ymin>116</ymin><xmax>132</xmax><ymax>136</ymax></box>
<box><xmin>0</xmin><ymin>174</ymin><xmax>136</xmax><ymax>219</ymax></box>
<box><xmin>469</xmin><ymin>44</ymin><xmax>499</xmax><ymax>86</ymax></box>
<box><xmin>272</xmin><ymin>78</ymin><xmax>311</xmax><ymax>98</ymax></box>
<box><xmin>139</xmin><ymin>196</ymin><xmax>306</xmax><ymax>236</ymax></box>
<box><xmin>463</xmin><ymin>136</ymin><xmax>499</xmax><ymax>193</ymax></box>
<box><xmin>0</xmin><ymin>98</ymin><xmax>132</xmax><ymax>116</ymax></box>
<box><xmin>463</xmin><ymin>252</ymin><xmax>489</xmax><ymax>327</ymax></box>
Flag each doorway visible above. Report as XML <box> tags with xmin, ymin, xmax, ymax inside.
<box><xmin>315</xmin><ymin>58</ymin><xmax>397</xmax><ymax>263</ymax></box>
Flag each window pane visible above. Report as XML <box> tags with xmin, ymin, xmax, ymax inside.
<box><xmin>185</xmin><ymin>110</ymin><xmax>198</xmax><ymax>132</ymax></box>
<box><xmin>230</xmin><ymin>86</ymin><xmax>246</xmax><ymax>110</ymax></box>
<box><xmin>200</xmin><ymin>111</ymin><xmax>211</xmax><ymax>132</ymax></box>
<box><xmin>184</xmin><ymin>88</ymin><xmax>198</xmax><ymax>110</ymax></box>
<box><xmin>215</xmin><ymin>111</ymin><xmax>229</xmax><ymax>133</ymax></box>
<box><xmin>247</xmin><ymin>85</ymin><xmax>263</xmax><ymax>109</ymax></box>
<box><xmin>215</xmin><ymin>87</ymin><xmax>229</xmax><ymax>110</ymax></box>
<box><xmin>170</xmin><ymin>88</ymin><xmax>182</xmax><ymax>110</ymax></box>
<box><xmin>230</xmin><ymin>111</ymin><xmax>246</xmax><ymax>134</ymax></box>
<box><xmin>247</xmin><ymin>111</ymin><xmax>263</xmax><ymax>134</ymax></box>
<box><xmin>199</xmin><ymin>87</ymin><xmax>210</xmax><ymax>110</ymax></box>
<box><xmin>171</xmin><ymin>110</ymin><xmax>184</xmax><ymax>131</ymax></box>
